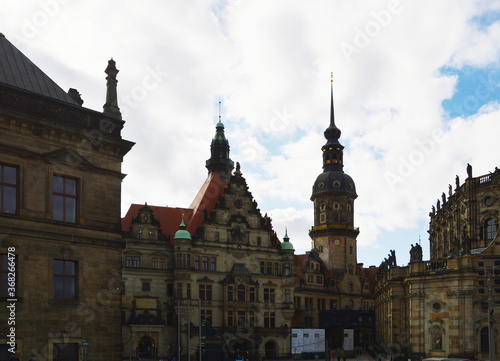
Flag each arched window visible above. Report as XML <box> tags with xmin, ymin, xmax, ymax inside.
<box><xmin>237</xmin><ymin>284</ymin><xmax>246</xmax><ymax>302</ymax></box>
<box><xmin>486</xmin><ymin>218</ymin><xmax>497</xmax><ymax>240</ymax></box>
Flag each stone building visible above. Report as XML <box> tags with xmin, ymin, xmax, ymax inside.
<box><xmin>121</xmin><ymin>119</ymin><xmax>296</xmax><ymax>361</ymax></box>
<box><xmin>0</xmin><ymin>34</ymin><xmax>133</xmax><ymax>361</ymax></box>
<box><xmin>374</xmin><ymin>166</ymin><xmax>500</xmax><ymax>360</ymax></box>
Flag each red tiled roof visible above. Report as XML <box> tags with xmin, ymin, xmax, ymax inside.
<box><xmin>187</xmin><ymin>171</ymin><xmax>228</xmax><ymax>234</ymax></box>
<box><xmin>121</xmin><ymin>171</ymin><xmax>228</xmax><ymax>242</ymax></box>
<box><xmin>121</xmin><ymin>204</ymin><xmax>192</xmax><ymax>243</ymax></box>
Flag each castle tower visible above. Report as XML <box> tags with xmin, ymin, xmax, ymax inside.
<box><xmin>309</xmin><ymin>76</ymin><xmax>359</xmax><ymax>275</ymax></box>
<box><xmin>205</xmin><ymin>102</ymin><xmax>234</xmax><ymax>180</ymax></box>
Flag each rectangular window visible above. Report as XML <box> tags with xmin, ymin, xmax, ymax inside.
<box><xmin>199</xmin><ymin>284</ymin><xmax>212</xmax><ymax>301</ymax></box>
<box><xmin>167</xmin><ymin>283</ymin><xmax>174</xmax><ymax>297</ymax></box>
<box><xmin>264</xmin><ymin>312</ymin><xmax>275</xmax><ymax>328</ymax></box>
<box><xmin>284</xmin><ymin>262</ymin><xmax>290</xmax><ymax>276</ymax></box>
<box><xmin>264</xmin><ymin>288</ymin><xmax>275</xmax><ymax>303</ymax></box>
<box><xmin>202</xmin><ymin>256</ymin><xmax>209</xmax><ymax>270</ymax></box>
<box><xmin>316</xmin><ymin>275</ymin><xmax>323</xmax><ymax>284</ymax></box>
<box><xmin>237</xmin><ymin>310</ymin><xmax>246</xmax><ymax>327</ymax></box>
<box><xmin>266</xmin><ymin>262</ymin><xmax>272</xmax><ymax>275</ymax></box>
<box><xmin>274</xmin><ymin>262</ymin><xmax>279</xmax><ymax>275</ymax></box>
<box><xmin>142</xmin><ymin>281</ymin><xmax>151</xmax><ymax>291</ymax></box>
<box><xmin>53</xmin><ymin>259</ymin><xmax>77</xmax><ymax>299</ymax></box>
<box><xmin>53</xmin><ymin>175</ymin><xmax>77</xmax><ymax>222</ymax></box>
<box><xmin>177</xmin><ymin>283</ymin><xmax>183</xmax><ymax>298</ymax></box>
<box><xmin>214</xmin><ymin>231</ymin><xmax>220</xmax><ymax>241</ymax></box>
<box><xmin>176</xmin><ymin>254</ymin><xmax>183</xmax><ymax>268</ymax></box>
<box><xmin>260</xmin><ymin>261</ymin><xmax>265</xmax><ymax>274</ymax></box>
<box><xmin>249</xmin><ymin>287</ymin><xmax>255</xmax><ymax>302</ymax></box>
<box><xmin>0</xmin><ymin>164</ymin><xmax>17</xmax><ymax>214</ymax></box>
<box><xmin>1</xmin><ymin>253</ymin><xmax>16</xmax><ymax>298</ymax></box>
<box><xmin>249</xmin><ymin>311</ymin><xmax>255</xmax><ymax>327</ymax></box>
<box><xmin>187</xmin><ymin>283</ymin><xmax>191</xmax><ymax>299</ymax></box>
<box><xmin>125</xmin><ymin>256</ymin><xmax>133</xmax><ymax>267</ymax></box>
<box><xmin>148</xmin><ymin>231</ymin><xmax>156</xmax><ymax>240</ymax></box>
<box><xmin>185</xmin><ymin>254</ymin><xmax>191</xmax><ymax>268</ymax></box>
<box><xmin>294</xmin><ymin>296</ymin><xmax>301</xmax><ymax>308</ymax></box>
<box><xmin>305</xmin><ymin>297</ymin><xmax>313</xmax><ymax>310</ymax></box>
<box><xmin>210</xmin><ymin>257</ymin><xmax>216</xmax><ymax>271</ymax></box>
<box><xmin>227</xmin><ymin>310</ymin><xmax>234</xmax><ymax>327</ymax></box>
<box><xmin>136</xmin><ymin>230</ymin><xmax>143</xmax><ymax>239</ymax></box>
<box><xmin>285</xmin><ymin>289</ymin><xmax>291</xmax><ymax>303</ymax></box>
<box><xmin>317</xmin><ymin>298</ymin><xmax>325</xmax><ymax>310</ymax></box>
<box><xmin>194</xmin><ymin>256</ymin><xmax>200</xmax><ymax>270</ymax></box>
<box><xmin>201</xmin><ymin>309</ymin><xmax>212</xmax><ymax>324</ymax></box>
<box><xmin>133</xmin><ymin>256</ymin><xmax>140</xmax><ymax>268</ymax></box>
<box><xmin>227</xmin><ymin>285</ymin><xmax>234</xmax><ymax>301</ymax></box>
<box><xmin>152</xmin><ymin>257</ymin><xmax>166</xmax><ymax>269</ymax></box>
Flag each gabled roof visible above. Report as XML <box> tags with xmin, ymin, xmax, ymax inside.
<box><xmin>0</xmin><ymin>33</ymin><xmax>78</xmax><ymax>105</ymax></box>
<box><xmin>121</xmin><ymin>204</ymin><xmax>192</xmax><ymax>243</ymax></box>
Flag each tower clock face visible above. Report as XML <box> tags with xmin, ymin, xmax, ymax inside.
<box><xmin>332</xmin><ymin>238</ymin><xmax>342</xmax><ymax>247</ymax></box>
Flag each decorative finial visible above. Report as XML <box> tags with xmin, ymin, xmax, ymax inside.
<box><xmin>330</xmin><ymin>72</ymin><xmax>333</xmax><ymax>83</ymax></box>
<box><xmin>219</xmin><ymin>101</ymin><xmax>222</xmax><ymax>122</ymax></box>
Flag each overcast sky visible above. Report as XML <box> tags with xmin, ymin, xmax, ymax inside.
<box><xmin>2</xmin><ymin>0</ymin><xmax>500</xmax><ymax>266</ymax></box>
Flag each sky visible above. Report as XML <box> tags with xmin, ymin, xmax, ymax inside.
<box><xmin>2</xmin><ymin>0</ymin><xmax>500</xmax><ymax>267</ymax></box>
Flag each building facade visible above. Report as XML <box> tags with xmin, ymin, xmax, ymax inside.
<box><xmin>375</xmin><ymin>166</ymin><xmax>500</xmax><ymax>360</ymax></box>
<box><xmin>0</xmin><ymin>34</ymin><xmax>133</xmax><ymax>361</ymax></box>
<box><xmin>121</xmin><ymin>120</ymin><xmax>296</xmax><ymax>361</ymax></box>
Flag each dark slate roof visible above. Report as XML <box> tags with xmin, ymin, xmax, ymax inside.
<box><xmin>0</xmin><ymin>33</ymin><xmax>78</xmax><ymax>105</ymax></box>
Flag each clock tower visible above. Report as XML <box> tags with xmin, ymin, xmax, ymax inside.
<box><xmin>309</xmin><ymin>78</ymin><xmax>359</xmax><ymax>279</ymax></box>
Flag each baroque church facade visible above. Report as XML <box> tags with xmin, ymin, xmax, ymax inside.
<box><xmin>374</xmin><ymin>166</ymin><xmax>500</xmax><ymax>360</ymax></box>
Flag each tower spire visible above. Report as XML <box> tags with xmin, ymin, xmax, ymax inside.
<box><xmin>103</xmin><ymin>58</ymin><xmax>122</xmax><ymax>119</ymax></box>
<box><xmin>322</xmin><ymin>74</ymin><xmax>343</xmax><ymax>172</ymax></box>
<box><xmin>206</xmin><ymin>102</ymin><xmax>234</xmax><ymax>178</ymax></box>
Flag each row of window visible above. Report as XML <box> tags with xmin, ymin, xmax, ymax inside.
<box><xmin>0</xmin><ymin>164</ymin><xmax>78</xmax><ymax>222</ymax></box>
<box><xmin>173</xmin><ymin>283</ymin><xmax>290</xmax><ymax>303</ymax></box>
<box><xmin>295</xmin><ymin>296</ymin><xmax>338</xmax><ymax>311</ymax></box>
<box><xmin>259</xmin><ymin>261</ymin><xmax>292</xmax><ymax>276</ymax></box>
<box><xmin>125</xmin><ymin>256</ymin><xmax>167</xmax><ymax>269</ymax></box>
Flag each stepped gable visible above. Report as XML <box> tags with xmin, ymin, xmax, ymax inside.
<box><xmin>121</xmin><ymin>204</ymin><xmax>192</xmax><ymax>243</ymax></box>
<box><xmin>0</xmin><ymin>33</ymin><xmax>78</xmax><ymax>104</ymax></box>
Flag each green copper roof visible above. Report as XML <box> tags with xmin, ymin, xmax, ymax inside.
<box><xmin>281</xmin><ymin>228</ymin><xmax>294</xmax><ymax>250</ymax></box>
<box><xmin>174</xmin><ymin>215</ymin><xmax>192</xmax><ymax>240</ymax></box>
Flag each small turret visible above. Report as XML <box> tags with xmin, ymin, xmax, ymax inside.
<box><xmin>174</xmin><ymin>215</ymin><xmax>192</xmax><ymax>240</ymax></box>
<box><xmin>281</xmin><ymin>228</ymin><xmax>295</xmax><ymax>251</ymax></box>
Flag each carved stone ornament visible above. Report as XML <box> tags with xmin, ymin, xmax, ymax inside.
<box><xmin>446</xmin><ymin>289</ymin><xmax>475</xmax><ymax>298</ymax></box>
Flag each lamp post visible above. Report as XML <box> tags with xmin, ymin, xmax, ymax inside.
<box><xmin>79</xmin><ymin>339</ymin><xmax>89</xmax><ymax>361</ymax></box>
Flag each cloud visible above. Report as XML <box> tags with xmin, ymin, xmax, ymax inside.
<box><xmin>1</xmin><ymin>0</ymin><xmax>499</xmax><ymax>265</ymax></box>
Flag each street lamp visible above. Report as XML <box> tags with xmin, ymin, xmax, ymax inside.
<box><xmin>79</xmin><ymin>339</ymin><xmax>89</xmax><ymax>361</ymax></box>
